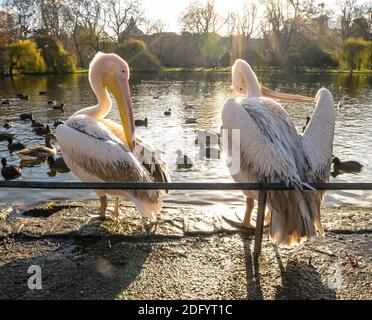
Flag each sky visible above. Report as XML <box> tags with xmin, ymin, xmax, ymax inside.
<box><xmin>142</xmin><ymin>0</ymin><xmax>342</xmax><ymax>33</ymax></box>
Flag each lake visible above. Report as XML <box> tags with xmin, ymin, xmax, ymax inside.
<box><xmin>0</xmin><ymin>71</ymin><xmax>371</xmax><ymax>212</ymax></box>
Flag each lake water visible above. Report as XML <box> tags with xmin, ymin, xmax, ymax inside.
<box><xmin>0</xmin><ymin>72</ymin><xmax>371</xmax><ymax>211</ymax></box>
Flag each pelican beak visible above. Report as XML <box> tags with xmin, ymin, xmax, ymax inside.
<box><xmin>261</xmin><ymin>86</ymin><xmax>315</xmax><ymax>103</ymax></box>
<box><xmin>102</xmin><ymin>73</ymin><xmax>135</xmax><ymax>150</ymax></box>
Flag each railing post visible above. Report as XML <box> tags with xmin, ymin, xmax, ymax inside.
<box><xmin>254</xmin><ymin>180</ymin><xmax>268</xmax><ymax>260</ymax></box>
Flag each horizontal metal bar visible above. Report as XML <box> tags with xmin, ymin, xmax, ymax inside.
<box><xmin>0</xmin><ymin>181</ymin><xmax>371</xmax><ymax>191</ymax></box>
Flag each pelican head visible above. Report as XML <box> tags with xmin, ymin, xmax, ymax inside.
<box><xmin>90</xmin><ymin>52</ymin><xmax>135</xmax><ymax>150</ymax></box>
<box><xmin>231</xmin><ymin>59</ymin><xmax>314</xmax><ymax>103</ymax></box>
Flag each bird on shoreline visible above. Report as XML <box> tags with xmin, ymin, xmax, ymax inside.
<box><xmin>164</xmin><ymin>108</ymin><xmax>171</xmax><ymax>116</ymax></box>
<box><xmin>222</xmin><ymin>59</ymin><xmax>335</xmax><ymax>247</ymax></box>
<box><xmin>7</xmin><ymin>137</ymin><xmax>26</xmax><ymax>153</ymax></box>
<box><xmin>16</xmin><ymin>133</ymin><xmax>57</xmax><ymax>161</ymax></box>
<box><xmin>1</xmin><ymin>158</ymin><xmax>22</xmax><ymax>181</ymax></box>
<box><xmin>1</xmin><ymin>99</ymin><xmax>10</xmax><ymax>105</ymax></box>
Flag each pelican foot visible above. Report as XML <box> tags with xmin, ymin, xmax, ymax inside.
<box><xmin>143</xmin><ymin>218</ymin><xmax>158</xmax><ymax>235</ymax></box>
<box><xmin>105</xmin><ymin>206</ymin><xmax>122</xmax><ymax>221</ymax></box>
<box><xmin>222</xmin><ymin>212</ymin><xmax>256</xmax><ymax>230</ymax></box>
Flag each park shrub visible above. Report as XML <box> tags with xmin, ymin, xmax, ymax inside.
<box><xmin>116</xmin><ymin>39</ymin><xmax>161</xmax><ymax>72</ymax></box>
<box><xmin>8</xmin><ymin>40</ymin><xmax>46</xmax><ymax>73</ymax></box>
<box><xmin>35</xmin><ymin>36</ymin><xmax>76</xmax><ymax>73</ymax></box>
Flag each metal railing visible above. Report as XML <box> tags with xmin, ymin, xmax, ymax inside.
<box><xmin>1</xmin><ymin>181</ymin><xmax>371</xmax><ymax>259</ymax></box>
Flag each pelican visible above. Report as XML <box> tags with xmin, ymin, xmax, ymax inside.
<box><xmin>222</xmin><ymin>59</ymin><xmax>336</xmax><ymax>247</ymax></box>
<box><xmin>56</xmin><ymin>52</ymin><xmax>170</xmax><ymax>219</ymax></box>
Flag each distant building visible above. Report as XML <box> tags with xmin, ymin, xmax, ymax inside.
<box><xmin>119</xmin><ymin>17</ymin><xmax>144</xmax><ymax>42</ymax></box>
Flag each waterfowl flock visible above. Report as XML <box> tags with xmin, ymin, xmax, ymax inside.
<box><xmin>0</xmin><ymin>92</ymin><xmax>69</xmax><ymax>181</ymax></box>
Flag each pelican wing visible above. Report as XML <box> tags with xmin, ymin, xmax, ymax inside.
<box><xmin>56</xmin><ymin>115</ymin><xmax>161</xmax><ymax>203</ymax></box>
<box><xmin>302</xmin><ymin>89</ymin><xmax>336</xmax><ymax>181</ymax></box>
<box><xmin>222</xmin><ymin>97</ymin><xmax>306</xmax><ymax>187</ymax></box>
<box><xmin>100</xmin><ymin>118</ymin><xmax>171</xmax><ymax>186</ymax></box>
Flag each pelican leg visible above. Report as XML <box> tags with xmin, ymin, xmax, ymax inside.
<box><xmin>223</xmin><ymin>198</ymin><xmax>255</xmax><ymax>229</ymax></box>
<box><xmin>113</xmin><ymin>197</ymin><xmax>121</xmax><ymax>218</ymax></box>
<box><xmin>100</xmin><ymin>195</ymin><xmax>108</xmax><ymax>217</ymax></box>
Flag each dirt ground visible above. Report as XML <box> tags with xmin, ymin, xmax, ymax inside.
<box><xmin>0</xmin><ymin>201</ymin><xmax>370</xmax><ymax>300</ymax></box>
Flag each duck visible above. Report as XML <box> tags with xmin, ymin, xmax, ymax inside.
<box><xmin>0</xmin><ymin>132</ymin><xmax>13</xmax><ymax>142</ymax></box>
<box><xmin>152</xmin><ymin>93</ymin><xmax>161</xmax><ymax>99</ymax></box>
<box><xmin>7</xmin><ymin>137</ymin><xmax>26</xmax><ymax>153</ymax></box>
<box><xmin>47</xmin><ymin>155</ymin><xmax>70</xmax><ymax>173</ymax></box>
<box><xmin>31</xmin><ymin>119</ymin><xmax>44</xmax><ymax>128</ymax></box>
<box><xmin>3</xmin><ymin>120</ymin><xmax>13</xmax><ymax>129</ymax></box>
<box><xmin>53</xmin><ymin>120</ymin><xmax>65</xmax><ymax>128</ymax></box>
<box><xmin>16</xmin><ymin>133</ymin><xmax>57</xmax><ymax>161</ymax></box>
<box><xmin>39</xmin><ymin>91</ymin><xmax>47</xmax><ymax>95</ymax></box>
<box><xmin>332</xmin><ymin>157</ymin><xmax>363</xmax><ymax>173</ymax></box>
<box><xmin>135</xmin><ymin>118</ymin><xmax>148</xmax><ymax>127</ymax></box>
<box><xmin>52</xmin><ymin>103</ymin><xmax>65</xmax><ymax>111</ymax></box>
<box><xmin>185</xmin><ymin>117</ymin><xmax>198</xmax><ymax>124</ymax></box>
<box><xmin>19</xmin><ymin>113</ymin><xmax>34</xmax><ymax>121</ymax></box>
<box><xmin>1</xmin><ymin>158</ymin><xmax>22</xmax><ymax>181</ymax></box>
<box><xmin>184</xmin><ymin>103</ymin><xmax>194</xmax><ymax>110</ymax></box>
<box><xmin>17</xmin><ymin>93</ymin><xmax>29</xmax><ymax>100</ymax></box>
<box><xmin>34</xmin><ymin>124</ymin><xmax>52</xmax><ymax>136</ymax></box>
<box><xmin>176</xmin><ymin>150</ymin><xmax>193</xmax><ymax>170</ymax></box>
<box><xmin>164</xmin><ymin>108</ymin><xmax>172</xmax><ymax>116</ymax></box>
<box><xmin>1</xmin><ymin>99</ymin><xmax>10</xmax><ymax>105</ymax></box>
<box><xmin>302</xmin><ymin>116</ymin><xmax>311</xmax><ymax>132</ymax></box>
<box><xmin>47</xmin><ymin>99</ymin><xmax>56</xmax><ymax>105</ymax></box>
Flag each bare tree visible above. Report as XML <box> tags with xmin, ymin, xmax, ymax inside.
<box><xmin>106</xmin><ymin>0</ymin><xmax>144</xmax><ymax>43</ymax></box>
<box><xmin>227</xmin><ymin>2</ymin><xmax>259</xmax><ymax>38</ymax></box>
<box><xmin>68</xmin><ymin>0</ymin><xmax>107</xmax><ymax>53</ymax></box>
<box><xmin>3</xmin><ymin>0</ymin><xmax>38</xmax><ymax>38</ymax></box>
<box><xmin>263</xmin><ymin>0</ymin><xmax>315</xmax><ymax>56</ymax></box>
<box><xmin>143</xmin><ymin>19</ymin><xmax>166</xmax><ymax>35</ymax></box>
<box><xmin>35</xmin><ymin>0</ymin><xmax>74</xmax><ymax>38</ymax></box>
<box><xmin>180</xmin><ymin>0</ymin><xmax>223</xmax><ymax>35</ymax></box>
<box><xmin>338</xmin><ymin>0</ymin><xmax>358</xmax><ymax>39</ymax></box>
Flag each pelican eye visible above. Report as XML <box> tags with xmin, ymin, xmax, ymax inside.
<box><xmin>122</xmin><ymin>70</ymin><xmax>125</xmax><ymax>73</ymax></box>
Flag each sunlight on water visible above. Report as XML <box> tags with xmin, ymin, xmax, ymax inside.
<box><xmin>0</xmin><ymin>72</ymin><xmax>371</xmax><ymax>209</ymax></box>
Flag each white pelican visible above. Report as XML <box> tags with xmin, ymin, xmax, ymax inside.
<box><xmin>56</xmin><ymin>52</ymin><xmax>170</xmax><ymax>219</ymax></box>
<box><xmin>222</xmin><ymin>59</ymin><xmax>336</xmax><ymax>247</ymax></box>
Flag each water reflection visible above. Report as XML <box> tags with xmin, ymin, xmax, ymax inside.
<box><xmin>0</xmin><ymin>72</ymin><xmax>371</xmax><ymax>208</ymax></box>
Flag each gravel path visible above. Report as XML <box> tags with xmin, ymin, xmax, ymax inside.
<box><xmin>0</xmin><ymin>202</ymin><xmax>370</xmax><ymax>300</ymax></box>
